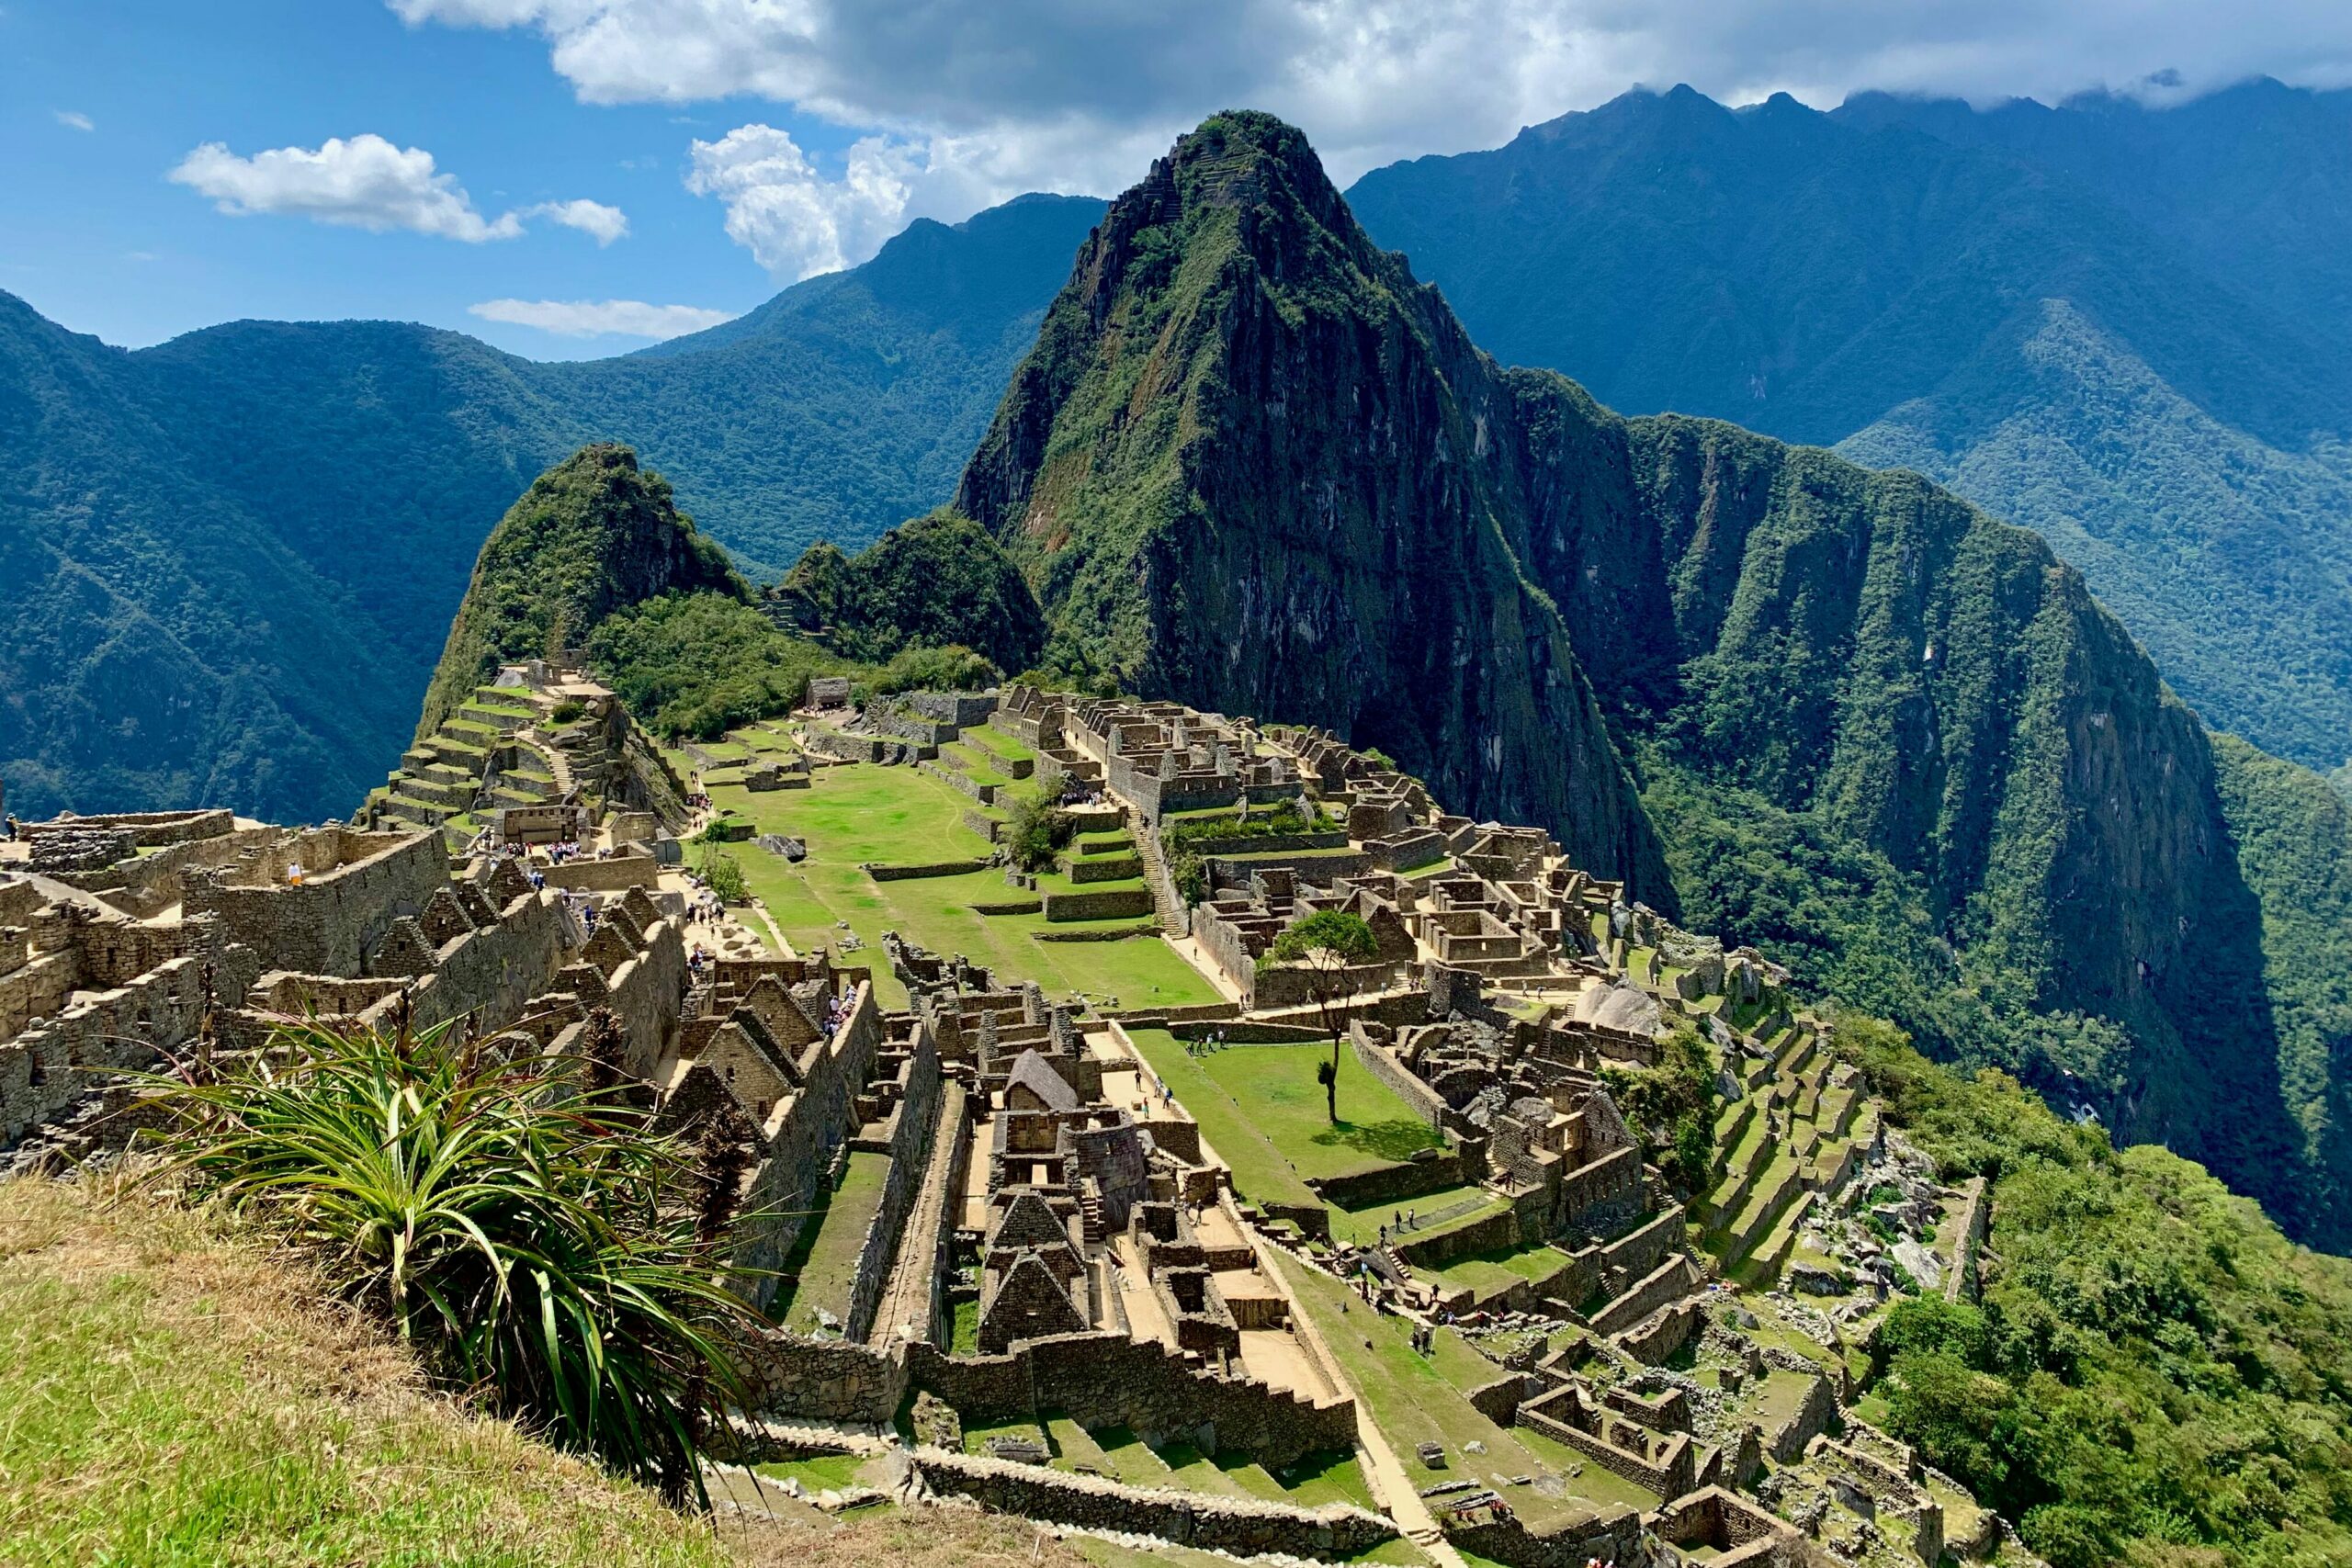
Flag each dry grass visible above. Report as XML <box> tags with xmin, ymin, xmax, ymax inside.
<box><xmin>0</xmin><ymin>1173</ymin><xmax>1107</xmax><ymax>1568</ymax></box>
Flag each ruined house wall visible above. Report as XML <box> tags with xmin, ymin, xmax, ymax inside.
<box><xmin>398</xmin><ymin>893</ymin><xmax>576</xmax><ymax>1035</ymax></box>
<box><xmin>734</xmin><ymin>982</ymin><xmax>886</xmax><ymax>1307</ymax></box>
<box><xmin>186</xmin><ymin>831</ymin><xmax>447</xmax><ymax>978</ymax></box>
<box><xmin>841</xmin><ymin>1029</ymin><xmax>943</xmax><ymax>1341</ymax></box>
<box><xmin>2</xmin><ymin>952</ymin><xmax>245</xmax><ymax>1147</ymax></box>
<box><xmin>1554</xmin><ymin>1145</ymin><xmax>1645</xmax><ymax>1233</ymax></box>
<box><xmin>541</xmin><ymin>854</ymin><xmax>662</xmax><ymax>893</ymax></box>
<box><xmin>1444</xmin><ymin>1506</ymin><xmax>1646</xmax><ymax>1568</ymax></box>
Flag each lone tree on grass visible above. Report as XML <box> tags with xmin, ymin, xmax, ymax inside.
<box><xmin>1259</xmin><ymin>909</ymin><xmax>1379</xmax><ymax>1123</ymax></box>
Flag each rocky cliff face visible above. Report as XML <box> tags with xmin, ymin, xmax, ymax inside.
<box><xmin>956</xmin><ymin>111</ymin><xmax>2348</xmax><ymax>1245</ymax></box>
<box><xmin>418</xmin><ymin>444</ymin><xmax>744</xmax><ymax>739</ymax></box>
<box><xmin>955</xmin><ymin>113</ymin><xmax>1668</xmax><ymax>897</ymax></box>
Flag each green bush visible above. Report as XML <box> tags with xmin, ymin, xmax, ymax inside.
<box><xmin>1004</xmin><ymin>785</ymin><xmax>1075</xmax><ymax>873</ymax></box>
<box><xmin>695</xmin><ymin>845</ymin><xmax>749</xmax><ymax>903</ymax></box>
<box><xmin>145</xmin><ymin>1016</ymin><xmax>760</xmax><ymax>1500</ymax></box>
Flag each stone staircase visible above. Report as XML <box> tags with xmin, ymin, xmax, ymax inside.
<box><xmin>1127</xmin><ymin>808</ymin><xmax>1191</xmax><ymax>932</ymax></box>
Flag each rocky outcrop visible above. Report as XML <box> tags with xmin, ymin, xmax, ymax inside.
<box><xmin>956</xmin><ymin>112</ymin><xmax>1669</xmax><ymax>900</ymax></box>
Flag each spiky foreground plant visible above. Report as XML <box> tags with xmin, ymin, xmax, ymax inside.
<box><xmin>144</xmin><ymin>1013</ymin><xmax>760</xmax><ymax>1503</ymax></box>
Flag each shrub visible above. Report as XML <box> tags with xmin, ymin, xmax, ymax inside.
<box><xmin>144</xmin><ymin>1016</ymin><xmax>761</xmax><ymax>1500</ymax></box>
<box><xmin>695</xmin><ymin>845</ymin><xmax>749</xmax><ymax>903</ymax></box>
<box><xmin>1004</xmin><ymin>786</ymin><xmax>1075</xmax><ymax>873</ymax></box>
<box><xmin>548</xmin><ymin>697</ymin><xmax>587</xmax><ymax>725</ymax></box>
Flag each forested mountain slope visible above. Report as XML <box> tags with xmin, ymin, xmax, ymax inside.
<box><xmin>0</xmin><ymin>194</ymin><xmax>1103</xmax><ymax>824</ymax></box>
<box><xmin>951</xmin><ymin>109</ymin><xmax>2352</xmax><ymax>1248</ymax></box>
<box><xmin>1346</xmin><ymin>81</ymin><xmax>2352</xmax><ymax>773</ymax></box>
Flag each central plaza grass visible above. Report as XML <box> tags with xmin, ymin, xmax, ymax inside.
<box><xmin>1122</xmin><ymin>1030</ymin><xmax>1442</xmax><ymax>1202</ymax></box>
<box><xmin>701</xmin><ymin>759</ymin><xmax>1220</xmax><ymax>1011</ymax></box>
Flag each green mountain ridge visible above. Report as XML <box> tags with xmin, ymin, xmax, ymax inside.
<box><xmin>0</xmin><ymin>193</ymin><xmax>1105</xmax><ymax>824</ymax></box>
<box><xmin>923</xmin><ymin>109</ymin><xmax>2352</xmax><ymax>1247</ymax></box>
<box><xmin>1344</xmin><ymin>79</ymin><xmax>2352</xmax><ymax>773</ymax></box>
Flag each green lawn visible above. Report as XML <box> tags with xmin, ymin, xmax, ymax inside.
<box><xmin>1419</xmin><ymin>1239</ymin><xmax>1574</xmax><ymax>1297</ymax></box>
<box><xmin>703</xmin><ymin>761</ymin><xmax>1220</xmax><ymax>1010</ymax></box>
<box><xmin>776</xmin><ymin>1151</ymin><xmax>892</xmax><ymax>1334</ymax></box>
<box><xmin>967</xmin><ymin>724</ymin><xmax>1037</xmax><ymax>763</ymax></box>
<box><xmin>1191</xmin><ymin>1043</ymin><xmax>1443</xmax><ymax>1180</ymax></box>
<box><xmin>1270</xmin><ymin>1251</ymin><xmax>1657</xmax><ymax>1522</ymax></box>
<box><xmin>1121</xmin><ymin>1029</ymin><xmax>1324</xmax><ymax>1213</ymax></box>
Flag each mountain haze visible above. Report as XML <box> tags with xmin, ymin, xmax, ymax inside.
<box><xmin>1346</xmin><ymin>81</ymin><xmax>2352</xmax><ymax>774</ymax></box>
<box><xmin>0</xmin><ymin>193</ymin><xmax>1104</xmax><ymax>824</ymax></box>
<box><xmin>940</xmin><ymin>109</ymin><xmax>2352</xmax><ymax>1247</ymax></box>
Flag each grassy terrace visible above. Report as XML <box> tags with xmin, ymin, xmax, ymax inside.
<box><xmin>1122</xmin><ymin>1031</ymin><xmax>1448</xmax><ymax>1219</ymax></box>
<box><xmin>964</xmin><ymin>722</ymin><xmax>1036</xmax><ymax>763</ymax></box>
<box><xmin>703</xmin><ymin>760</ymin><xmax>1219</xmax><ymax>1010</ymax></box>
<box><xmin>1271</xmin><ymin>1250</ymin><xmax>1660</xmax><ymax>1522</ymax></box>
<box><xmin>776</xmin><ymin>1150</ymin><xmax>892</xmax><ymax>1334</ymax></box>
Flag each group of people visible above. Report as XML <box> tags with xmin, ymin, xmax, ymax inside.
<box><xmin>1374</xmin><ymin>1207</ymin><xmax>1422</xmax><ymax>1247</ymax></box>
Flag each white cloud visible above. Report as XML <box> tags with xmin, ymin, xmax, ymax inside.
<box><xmin>395</xmin><ymin>0</ymin><xmax>2352</xmax><ymax>271</ymax></box>
<box><xmin>522</xmin><ymin>197</ymin><xmax>628</xmax><ymax>244</ymax></box>
<box><xmin>54</xmin><ymin>109</ymin><xmax>94</xmax><ymax>132</ymax></box>
<box><xmin>168</xmin><ymin>134</ymin><xmax>628</xmax><ymax>245</ymax></box>
<box><xmin>468</xmin><ymin>297</ymin><xmax>737</xmax><ymax>338</ymax></box>
<box><xmin>684</xmin><ymin>124</ymin><xmax>915</xmax><ymax>278</ymax></box>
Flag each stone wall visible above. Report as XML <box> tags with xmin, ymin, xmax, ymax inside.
<box><xmin>2</xmin><ymin>948</ymin><xmax>243</xmax><ymax>1150</ymax></box>
<box><xmin>1768</xmin><ymin>1373</ymin><xmax>1839</xmax><ymax>1462</ymax></box>
<box><xmin>1348</xmin><ymin>1026</ymin><xmax>1447</xmax><ymax>1130</ymax></box>
<box><xmin>542</xmin><ymin>854</ymin><xmax>662</xmax><ymax>893</ymax></box>
<box><xmin>865</xmin><ymin>859</ymin><xmax>991</xmax><ymax>882</ymax></box>
<box><xmin>741</xmin><ymin>1326</ymin><xmax>1357</xmax><ymax>1474</ymax></box>
<box><xmin>1041</xmin><ymin>887</ymin><xmax>1155</xmax><ymax>921</ymax></box>
<box><xmin>1590</xmin><ymin>1255</ymin><xmax>1700</xmax><ymax>1337</ymax></box>
<box><xmin>185</xmin><ymin>829</ymin><xmax>446</xmax><ymax>978</ymax></box>
<box><xmin>841</xmin><ymin>1029</ymin><xmax>943</xmax><ymax>1341</ymax></box>
<box><xmin>735</xmin><ymin>982</ymin><xmax>887</xmax><ymax>1306</ymax></box>
<box><xmin>907</xmin><ymin>691</ymin><xmax>998</xmax><ymax>728</ymax></box>
<box><xmin>1444</xmin><ymin>1500</ymin><xmax>1645</xmax><ymax>1568</ymax></box>
<box><xmin>908</xmin><ymin>1450</ymin><xmax>1394</xmax><ymax>1561</ymax></box>
<box><xmin>1310</xmin><ymin>1150</ymin><xmax>1466</xmax><ymax>1210</ymax></box>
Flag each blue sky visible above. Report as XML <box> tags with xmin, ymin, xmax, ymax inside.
<box><xmin>0</xmin><ymin>1</ymin><xmax>859</xmax><ymax>357</ymax></box>
<box><xmin>6</xmin><ymin>0</ymin><xmax>2348</xmax><ymax>362</ymax></box>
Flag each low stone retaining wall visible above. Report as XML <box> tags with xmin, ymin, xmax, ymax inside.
<box><xmin>969</xmin><ymin>897</ymin><xmax>1045</xmax><ymax>915</ymax></box>
<box><xmin>1349</xmin><ymin>1028</ymin><xmax>1448</xmax><ymax>1130</ymax></box>
<box><xmin>1042</xmin><ymin>887</ymin><xmax>1155</xmax><ymax>921</ymax></box>
<box><xmin>1204</xmin><ymin>850</ymin><xmax>1372</xmax><ymax>886</ymax></box>
<box><xmin>1063</xmin><ymin>852</ymin><xmax>1144</xmax><ymax>884</ymax></box>
<box><xmin>910</xmin><ymin>1450</ymin><xmax>1395</xmax><ymax>1560</ymax></box>
<box><xmin>960</xmin><ymin>809</ymin><xmax>1003</xmax><ymax>842</ymax></box>
<box><xmin>1396</xmin><ymin>1205</ymin><xmax>1522</xmax><ymax>1269</ymax></box>
<box><xmin>1170</xmin><ymin>1021</ymin><xmax>1326</xmax><ymax>1043</ymax></box>
<box><xmin>1035</xmin><ymin>923</ymin><xmax>1159</xmax><ymax>942</ymax></box>
<box><xmin>1170</xmin><ymin>829</ymin><xmax>1351</xmax><ymax>858</ymax></box>
<box><xmin>1310</xmin><ymin>1150</ymin><xmax>1466</xmax><ymax>1210</ymax></box>
<box><xmin>865</xmin><ymin>859</ymin><xmax>991</xmax><ymax>881</ymax></box>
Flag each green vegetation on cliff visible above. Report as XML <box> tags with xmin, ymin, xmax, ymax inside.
<box><xmin>419</xmin><ymin>445</ymin><xmax>744</xmax><ymax>739</ymax></box>
<box><xmin>771</xmin><ymin>508</ymin><xmax>1046</xmax><ymax>671</ymax></box>
<box><xmin>1849</xmin><ymin>1021</ymin><xmax>2352</xmax><ymax>1568</ymax></box>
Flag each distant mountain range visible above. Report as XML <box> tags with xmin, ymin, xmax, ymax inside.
<box><xmin>1347</xmin><ymin>79</ymin><xmax>2352</xmax><ymax>774</ymax></box>
<box><xmin>0</xmin><ymin>193</ymin><xmax>1104</xmax><ymax>822</ymax></box>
